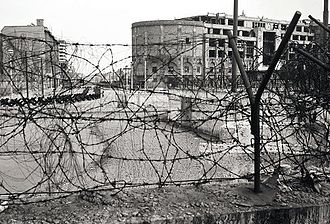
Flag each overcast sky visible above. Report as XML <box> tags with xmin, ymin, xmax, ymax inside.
<box><xmin>1</xmin><ymin>0</ymin><xmax>324</xmax><ymax>45</ymax></box>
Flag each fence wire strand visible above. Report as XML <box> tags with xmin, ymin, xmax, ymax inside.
<box><xmin>0</xmin><ymin>31</ymin><xmax>329</xmax><ymax>204</ymax></box>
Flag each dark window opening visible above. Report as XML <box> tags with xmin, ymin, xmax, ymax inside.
<box><xmin>213</xmin><ymin>28</ymin><xmax>221</xmax><ymax>34</ymax></box>
<box><xmin>228</xmin><ymin>51</ymin><xmax>233</xmax><ymax>60</ymax></box>
<box><xmin>223</xmin><ymin>29</ymin><xmax>230</xmax><ymax>35</ymax></box>
<box><xmin>293</xmin><ymin>35</ymin><xmax>299</xmax><ymax>40</ymax></box>
<box><xmin>263</xmin><ymin>32</ymin><xmax>275</xmax><ymax>65</ymax></box>
<box><xmin>246</xmin><ymin>41</ymin><xmax>254</xmax><ymax>58</ymax></box>
<box><xmin>209</xmin><ymin>38</ymin><xmax>217</xmax><ymax>47</ymax></box>
<box><xmin>289</xmin><ymin>53</ymin><xmax>296</xmax><ymax>60</ymax></box>
<box><xmin>273</xmin><ymin>23</ymin><xmax>279</xmax><ymax>30</ymax></box>
<box><xmin>185</xmin><ymin>37</ymin><xmax>191</xmax><ymax>44</ymax></box>
<box><xmin>220</xmin><ymin>19</ymin><xmax>226</xmax><ymax>25</ymax></box>
<box><xmin>228</xmin><ymin>19</ymin><xmax>233</xmax><ymax>25</ymax></box>
<box><xmin>218</xmin><ymin>50</ymin><xmax>225</xmax><ymax>57</ymax></box>
<box><xmin>253</xmin><ymin>22</ymin><xmax>265</xmax><ymax>28</ymax></box>
<box><xmin>296</xmin><ymin>26</ymin><xmax>302</xmax><ymax>32</ymax></box>
<box><xmin>184</xmin><ymin>66</ymin><xmax>190</xmax><ymax>73</ymax></box>
<box><xmin>308</xmin><ymin>36</ymin><xmax>314</xmax><ymax>41</ymax></box>
<box><xmin>239</xmin><ymin>50</ymin><xmax>244</xmax><ymax>58</ymax></box>
<box><xmin>218</xmin><ymin>39</ymin><xmax>225</xmax><ymax>47</ymax></box>
<box><xmin>209</xmin><ymin>50</ymin><xmax>216</xmax><ymax>58</ymax></box>
<box><xmin>168</xmin><ymin>66</ymin><xmax>174</xmax><ymax>73</ymax></box>
<box><xmin>152</xmin><ymin>67</ymin><xmax>157</xmax><ymax>73</ymax></box>
<box><xmin>304</xmin><ymin>26</ymin><xmax>310</xmax><ymax>33</ymax></box>
<box><xmin>300</xmin><ymin>35</ymin><xmax>306</xmax><ymax>41</ymax></box>
<box><xmin>281</xmin><ymin>24</ymin><xmax>287</xmax><ymax>30</ymax></box>
<box><xmin>242</xmin><ymin>31</ymin><xmax>250</xmax><ymax>37</ymax></box>
<box><xmin>238</xmin><ymin>20</ymin><xmax>244</xmax><ymax>26</ymax></box>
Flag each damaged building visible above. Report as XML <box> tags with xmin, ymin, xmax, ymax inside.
<box><xmin>131</xmin><ymin>13</ymin><xmax>316</xmax><ymax>89</ymax></box>
<box><xmin>0</xmin><ymin>19</ymin><xmax>62</xmax><ymax>96</ymax></box>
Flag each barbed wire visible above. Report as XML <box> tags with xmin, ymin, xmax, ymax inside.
<box><xmin>0</xmin><ymin>29</ymin><xmax>329</xmax><ymax>206</ymax></box>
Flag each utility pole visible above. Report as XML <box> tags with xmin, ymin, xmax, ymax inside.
<box><xmin>40</xmin><ymin>57</ymin><xmax>44</xmax><ymax>97</ymax></box>
<box><xmin>144</xmin><ymin>31</ymin><xmax>148</xmax><ymax>90</ymax></box>
<box><xmin>25</xmin><ymin>51</ymin><xmax>29</xmax><ymax>99</ymax></box>
<box><xmin>130</xmin><ymin>65</ymin><xmax>134</xmax><ymax>91</ymax></box>
<box><xmin>231</xmin><ymin>0</ymin><xmax>238</xmax><ymax>92</ymax></box>
<box><xmin>202</xmin><ymin>33</ymin><xmax>206</xmax><ymax>87</ymax></box>
<box><xmin>324</xmin><ymin>0</ymin><xmax>329</xmax><ymax>44</ymax></box>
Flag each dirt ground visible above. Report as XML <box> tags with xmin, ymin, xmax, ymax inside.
<box><xmin>2</xmin><ymin>179</ymin><xmax>330</xmax><ymax>224</ymax></box>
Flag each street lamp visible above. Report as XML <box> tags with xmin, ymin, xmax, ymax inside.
<box><xmin>7</xmin><ymin>49</ymin><xmax>14</xmax><ymax>97</ymax></box>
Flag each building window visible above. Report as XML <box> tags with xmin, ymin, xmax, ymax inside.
<box><xmin>273</xmin><ymin>23</ymin><xmax>279</xmax><ymax>30</ymax></box>
<box><xmin>209</xmin><ymin>50</ymin><xmax>216</xmax><ymax>58</ymax></box>
<box><xmin>304</xmin><ymin>26</ymin><xmax>310</xmax><ymax>33</ymax></box>
<box><xmin>242</xmin><ymin>31</ymin><xmax>250</xmax><ymax>37</ymax></box>
<box><xmin>209</xmin><ymin>67</ymin><xmax>214</xmax><ymax>73</ymax></box>
<box><xmin>207</xmin><ymin>28</ymin><xmax>211</xmax><ymax>34</ymax></box>
<box><xmin>223</xmin><ymin>29</ymin><xmax>230</xmax><ymax>35</ymax></box>
<box><xmin>168</xmin><ymin>66</ymin><xmax>174</xmax><ymax>73</ymax></box>
<box><xmin>197</xmin><ymin>66</ymin><xmax>201</xmax><ymax>74</ymax></box>
<box><xmin>218</xmin><ymin>39</ymin><xmax>225</xmax><ymax>47</ymax></box>
<box><xmin>289</xmin><ymin>53</ymin><xmax>296</xmax><ymax>60</ymax></box>
<box><xmin>220</xmin><ymin>19</ymin><xmax>226</xmax><ymax>25</ymax></box>
<box><xmin>228</xmin><ymin>19</ymin><xmax>233</xmax><ymax>25</ymax></box>
<box><xmin>308</xmin><ymin>36</ymin><xmax>314</xmax><ymax>41</ymax></box>
<box><xmin>239</xmin><ymin>50</ymin><xmax>244</xmax><ymax>58</ymax></box>
<box><xmin>246</xmin><ymin>41</ymin><xmax>254</xmax><ymax>58</ymax></box>
<box><xmin>296</xmin><ymin>26</ymin><xmax>302</xmax><ymax>32</ymax></box>
<box><xmin>300</xmin><ymin>35</ymin><xmax>306</xmax><ymax>41</ymax></box>
<box><xmin>253</xmin><ymin>22</ymin><xmax>265</xmax><ymax>28</ymax></box>
<box><xmin>263</xmin><ymin>32</ymin><xmax>276</xmax><ymax>65</ymax></box>
<box><xmin>238</xmin><ymin>20</ymin><xmax>244</xmax><ymax>26</ymax></box>
<box><xmin>209</xmin><ymin>38</ymin><xmax>217</xmax><ymax>47</ymax></box>
<box><xmin>152</xmin><ymin>67</ymin><xmax>157</xmax><ymax>73</ymax></box>
<box><xmin>228</xmin><ymin>51</ymin><xmax>233</xmax><ymax>60</ymax></box>
<box><xmin>218</xmin><ymin>50</ymin><xmax>225</xmax><ymax>57</ymax></box>
<box><xmin>213</xmin><ymin>28</ymin><xmax>221</xmax><ymax>34</ymax></box>
<box><xmin>292</xmin><ymin>35</ymin><xmax>299</xmax><ymax>40</ymax></box>
<box><xmin>185</xmin><ymin>37</ymin><xmax>190</xmax><ymax>44</ymax></box>
<box><xmin>184</xmin><ymin>66</ymin><xmax>190</xmax><ymax>73</ymax></box>
<box><xmin>281</xmin><ymin>24</ymin><xmax>287</xmax><ymax>30</ymax></box>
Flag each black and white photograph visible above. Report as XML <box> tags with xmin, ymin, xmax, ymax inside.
<box><xmin>0</xmin><ymin>0</ymin><xmax>329</xmax><ymax>223</ymax></box>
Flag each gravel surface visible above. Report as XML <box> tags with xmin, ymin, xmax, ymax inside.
<box><xmin>2</xmin><ymin>180</ymin><xmax>330</xmax><ymax>223</ymax></box>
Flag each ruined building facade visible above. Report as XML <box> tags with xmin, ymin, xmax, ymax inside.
<box><xmin>132</xmin><ymin>13</ymin><xmax>316</xmax><ymax>89</ymax></box>
<box><xmin>0</xmin><ymin>19</ymin><xmax>61</xmax><ymax>96</ymax></box>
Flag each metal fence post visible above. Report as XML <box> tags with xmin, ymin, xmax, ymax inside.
<box><xmin>228</xmin><ymin>11</ymin><xmax>301</xmax><ymax>193</ymax></box>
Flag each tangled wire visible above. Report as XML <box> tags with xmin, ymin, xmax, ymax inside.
<box><xmin>0</xmin><ymin>30</ymin><xmax>329</xmax><ymax>205</ymax></box>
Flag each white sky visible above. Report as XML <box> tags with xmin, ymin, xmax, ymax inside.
<box><xmin>1</xmin><ymin>0</ymin><xmax>324</xmax><ymax>45</ymax></box>
<box><xmin>0</xmin><ymin>0</ymin><xmax>324</xmax><ymax>70</ymax></box>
